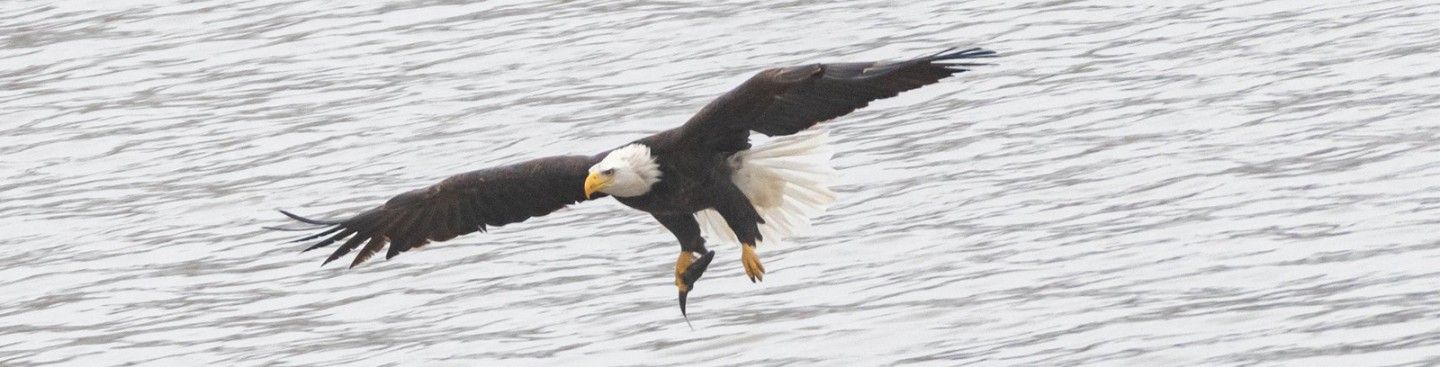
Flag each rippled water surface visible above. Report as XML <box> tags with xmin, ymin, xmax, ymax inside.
<box><xmin>4</xmin><ymin>1</ymin><xmax>1440</xmax><ymax>365</ymax></box>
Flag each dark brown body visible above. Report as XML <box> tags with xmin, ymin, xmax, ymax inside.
<box><xmin>615</xmin><ymin>128</ymin><xmax>762</xmax><ymax>254</ymax></box>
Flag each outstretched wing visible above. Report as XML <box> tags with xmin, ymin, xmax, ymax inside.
<box><xmin>680</xmin><ymin>47</ymin><xmax>995</xmax><ymax>150</ymax></box>
<box><xmin>280</xmin><ymin>154</ymin><xmax>601</xmax><ymax>268</ymax></box>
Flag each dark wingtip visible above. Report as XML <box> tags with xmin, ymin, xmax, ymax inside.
<box><xmin>927</xmin><ymin>46</ymin><xmax>960</xmax><ymax>58</ymax></box>
<box><xmin>932</xmin><ymin>47</ymin><xmax>998</xmax><ymax>61</ymax></box>
<box><xmin>302</xmin><ymin>238</ymin><xmax>333</xmax><ymax>251</ymax></box>
<box><xmin>350</xmin><ymin>248</ymin><xmax>377</xmax><ymax>269</ymax></box>
<box><xmin>321</xmin><ymin>241</ymin><xmax>356</xmax><ymax>267</ymax></box>
<box><xmin>292</xmin><ymin>225</ymin><xmax>345</xmax><ymax>245</ymax></box>
<box><xmin>263</xmin><ymin>226</ymin><xmax>313</xmax><ymax>231</ymax></box>
<box><xmin>278</xmin><ymin>209</ymin><xmax>343</xmax><ymax>225</ymax></box>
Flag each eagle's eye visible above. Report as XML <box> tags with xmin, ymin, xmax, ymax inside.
<box><xmin>602</xmin><ymin>168</ymin><xmax>617</xmax><ymax>175</ymax></box>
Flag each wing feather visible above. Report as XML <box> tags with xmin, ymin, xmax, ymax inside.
<box><xmin>325</xmin><ymin>233</ymin><xmax>371</xmax><ymax>266</ymax></box>
<box><xmin>281</xmin><ymin>154</ymin><xmax>602</xmax><ymax>267</ymax></box>
<box><xmin>304</xmin><ymin>227</ymin><xmax>355</xmax><ymax>253</ymax></box>
<box><xmin>352</xmin><ymin>235</ymin><xmax>388</xmax><ymax>269</ymax></box>
<box><xmin>681</xmin><ymin>47</ymin><xmax>994</xmax><ymax>147</ymax></box>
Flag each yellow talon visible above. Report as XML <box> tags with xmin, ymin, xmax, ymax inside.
<box><xmin>741</xmin><ymin>243</ymin><xmax>765</xmax><ymax>282</ymax></box>
<box><xmin>675</xmin><ymin>250</ymin><xmax>695</xmax><ymax>292</ymax></box>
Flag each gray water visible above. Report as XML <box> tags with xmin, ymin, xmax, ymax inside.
<box><xmin>3</xmin><ymin>1</ymin><xmax>1440</xmax><ymax>365</ymax></box>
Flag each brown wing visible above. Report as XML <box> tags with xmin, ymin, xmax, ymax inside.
<box><xmin>680</xmin><ymin>47</ymin><xmax>995</xmax><ymax>150</ymax></box>
<box><xmin>279</xmin><ymin>154</ymin><xmax>601</xmax><ymax>268</ymax></box>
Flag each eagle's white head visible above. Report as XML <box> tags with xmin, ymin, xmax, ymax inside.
<box><xmin>585</xmin><ymin>144</ymin><xmax>661</xmax><ymax>198</ymax></box>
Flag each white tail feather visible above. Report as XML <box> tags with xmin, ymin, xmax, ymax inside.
<box><xmin>694</xmin><ymin>128</ymin><xmax>839</xmax><ymax>247</ymax></box>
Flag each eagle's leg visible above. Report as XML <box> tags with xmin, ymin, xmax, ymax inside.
<box><xmin>654</xmin><ymin>214</ymin><xmax>713</xmax><ymax>319</ymax></box>
<box><xmin>712</xmin><ymin>185</ymin><xmax>768</xmax><ymax>283</ymax></box>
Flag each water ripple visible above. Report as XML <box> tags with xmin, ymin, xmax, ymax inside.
<box><xmin>3</xmin><ymin>0</ymin><xmax>1440</xmax><ymax>365</ymax></box>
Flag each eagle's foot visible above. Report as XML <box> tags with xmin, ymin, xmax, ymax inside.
<box><xmin>676</xmin><ymin>250</ymin><xmax>715</xmax><ymax>319</ymax></box>
<box><xmin>741</xmin><ymin>243</ymin><xmax>765</xmax><ymax>282</ymax></box>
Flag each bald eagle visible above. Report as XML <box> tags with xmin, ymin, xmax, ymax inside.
<box><xmin>279</xmin><ymin>47</ymin><xmax>995</xmax><ymax>319</ymax></box>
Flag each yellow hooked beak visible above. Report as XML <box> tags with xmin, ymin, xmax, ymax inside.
<box><xmin>584</xmin><ymin>172</ymin><xmax>611</xmax><ymax>199</ymax></box>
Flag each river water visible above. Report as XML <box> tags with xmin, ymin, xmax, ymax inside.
<box><xmin>3</xmin><ymin>1</ymin><xmax>1439</xmax><ymax>365</ymax></box>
